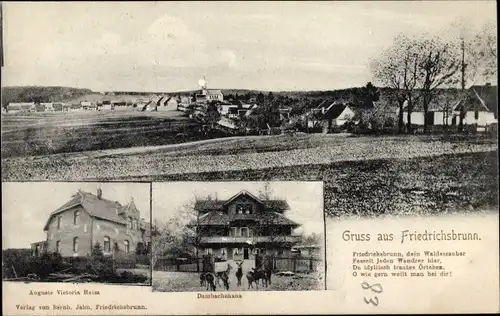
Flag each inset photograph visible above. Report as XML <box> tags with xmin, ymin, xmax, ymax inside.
<box><xmin>152</xmin><ymin>181</ymin><xmax>325</xmax><ymax>292</ymax></box>
<box><xmin>2</xmin><ymin>182</ymin><xmax>152</xmax><ymax>285</ymax></box>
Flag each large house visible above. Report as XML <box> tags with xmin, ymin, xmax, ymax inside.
<box><xmin>31</xmin><ymin>189</ymin><xmax>151</xmax><ymax>258</ymax></box>
<box><xmin>402</xmin><ymin>85</ymin><xmax>498</xmax><ymax>128</ymax></box>
<box><xmin>190</xmin><ymin>190</ymin><xmax>301</xmax><ymax>261</ymax></box>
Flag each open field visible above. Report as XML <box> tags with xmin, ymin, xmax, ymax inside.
<box><xmin>2</xmin><ymin>132</ymin><xmax>496</xmax><ymax>180</ymax></box>
<box><xmin>2</xmin><ymin>123</ymin><xmax>497</xmax><ymax>217</ymax></box>
<box><xmin>159</xmin><ymin>151</ymin><xmax>498</xmax><ymax>217</ymax></box>
<box><xmin>1</xmin><ymin>111</ymin><xmax>202</xmax><ymax>158</ymax></box>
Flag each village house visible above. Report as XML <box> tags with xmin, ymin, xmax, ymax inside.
<box><xmin>68</xmin><ymin>103</ymin><xmax>83</xmax><ymax>112</ymax></box>
<box><xmin>31</xmin><ymin>188</ymin><xmax>151</xmax><ymax>258</ymax></box>
<box><xmin>42</xmin><ymin>102</ymin><xmax>54</xmax><ymax>112</ymax></box>
<box><xmin>52</xmin><ymin>102</ymin><xmax>66</xmax><ymax>111</ymax></box>
<box><xmin>35</xmin><ymin>103</ymin><xmax>46</xmax><ymax>112</ymax></box>
<box><xmin>157</xmin><ymin>96</ymin><xmax>179</xmax><ymax>111</ymax></box>
<box><xmin>6</xmin><ymin>102</ymin><xmax>35</xmax><ymax>113</ymax></box>
<box><xmin>307</xmin><ymin>100</ymin><xmax>355</xmax><ymax>133</ymax></box>
<box><xmin>139</xmin><ymin>100</ymin><xmax>156</xmax><ymax>112</ymax></box>
<box><xmin>178</xmin><ymin>96</ymin><xmax>191</xmax><ymax>112</ymax></box>
<box><xmin>81</xmin><ymin>101</ymin><xmax>97</xmax><ymax>111</ymax></box>
<box><xmin>99</xmin><ymin>100</ymin><xmax>114</xmax><ymax>110</ymax></box>
<box><xmin>190</xmin><ymin>190</ymin><xmax>301</xmax><ymax>261</ymax></box>
<box><xmin>402</xmin><ymin>85</ymin><xmax>498</xmax><ymax>129</ymax></box>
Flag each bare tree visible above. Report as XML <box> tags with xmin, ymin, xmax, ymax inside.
<box><xmin>371</xmin><ymin>34</ymin><xmax>421</xmax><ymax>133</ymax></box>
<box><xmin>417</xmin><ymin>36</ymin><xmax>461</xmax><ymax>133</ymax></box>
<box><xmin>474</xmin><ymin>22</ymin><xmax>497</xmax><ymax>80</ymax></box>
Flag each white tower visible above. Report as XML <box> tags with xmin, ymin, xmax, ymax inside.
<box><xmin>198</xmin><ymin>75</ymin><xmax>208</xmax><ymax>95</ymax></box>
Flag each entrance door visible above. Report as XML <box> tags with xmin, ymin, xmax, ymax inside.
<box><xmin>243</xmin><ymin>248</ymin><xmax>249</xmax><ymax>260</ymax></box>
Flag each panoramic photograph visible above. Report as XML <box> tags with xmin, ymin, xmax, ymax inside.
<box><xmin>151</xmin><ymin>181</ymin><xmax>325</xmax><ymax>292</ymax></box>
<box><xmin>1</xmin><ymin>1</ymin><xmax>497</xmax><ymax>217</ymax></box>
<box><xmin>2</xmin><ymin>182</ymin><xmax>152</xmax><ymax>285</ymax></box>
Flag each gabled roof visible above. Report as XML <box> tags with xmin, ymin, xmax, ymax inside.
<box><xmin>223</xmin><ymin>190</ymin><xmax>265</xmax><ymax>206</ymax></box>
<box><xmin>194</xmin><ymin>190</ymin><xmax>291</xmax><ymax>212</ymax></box>
<box><xmin>402</xmin><ymin>86</ymin><xmax>497</xmax><ymax>114</ymax></box>
<box><xmin>43</xmin><ymin>190</ymin><xmax>128</xmax><ymax>230</ymax></box>
<box><xmin>325</xmin><ymin>103</ymin><xmax>349</xmax><ymax>119</ymax></box>
<box><xmin>156</xmin><ymin>96</ymin><xmax>165</xmax><ymax>105</ymax></box>
<box><xmin>471</xmin><ymin>85</ymin><xmax>498</xmax><ymax>116</ymax></box>
<box><xmin>165</xmin><ymin>96</ymin><xmax>177</xmax><ymax>103</ymax></box>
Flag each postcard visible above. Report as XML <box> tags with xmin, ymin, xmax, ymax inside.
<box><xmin>1</xmin><ymin>1</ymin><xmax>498</xmax><ymax>315</ymax></box>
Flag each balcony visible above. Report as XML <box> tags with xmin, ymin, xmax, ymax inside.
<box><xmin>199</xmin><ymin>235</ymin><xmax>301</xmax><ymax>244</ymax></box>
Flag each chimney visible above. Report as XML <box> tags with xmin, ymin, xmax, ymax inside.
<box><xmin>97</xmin><ymin>188</ymin><xmax>102</xmax><ymax>199</ymax></box>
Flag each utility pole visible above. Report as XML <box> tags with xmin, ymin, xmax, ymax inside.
<box><xmin>459</xmin><ymin>38</ymin><xmax>466</xmax><ymax>132</ymax></box>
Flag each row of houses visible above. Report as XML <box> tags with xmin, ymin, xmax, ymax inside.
<box><xmin>289</xmin><ymin>84</ymin><xmax>498</xmax><ymax>134</ymax></box>
<box><xmin>3</xmin><ymin>102</ymin><xmax>92</xmax><ymax>113</ymax></box>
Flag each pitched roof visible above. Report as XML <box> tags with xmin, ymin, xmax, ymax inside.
<box><xmin>194</xmin><ymin>190</ymin><xmax>291</xmax><ymax>213</ymax></box>
<box><xmin>198</xmin><ymin>211</ymin><xmax>230</xmax><ymax>226</ymax></box>
<box><xmin>469</xmin><ymin>85</ymin><xmax>498</xmax><ymax>118</ymax></box>
<box><xmin>207</xmin><ymin>89</ymin><xmax>222</xmax><ymax>94</ymax></box>
<box><xmin>43</xmin><ymin>190</ymin><xmax>128</xmax><ymax>230</ymax></box>
<box><xmin>258</xmin><ymin>211</ymin><xmax>300</xmax><ymax>227</ymax></box>
<box><xmin>402</xmin><ymin>86</ymin><xmax>497</xmax><ymax>114</ymax></box>
<box><xmin>192</xmin><ymin>210</ymin><xmax>299</xmax><ymax>227</ymax></box>
<box><xmin>325</xmin><ymin>103</ymin><xmax>349</xmax><ymax>119</ymax></box>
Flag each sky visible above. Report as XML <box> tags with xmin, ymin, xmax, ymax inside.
<box><xmin>152</xmin><ymin>181</ymin><xmax>325</xmax><ymax>237</ymax></box>
<box><xmin>1</xmin><ymin>1</ymin><xmax>497</xmax><ymax>92</ymax></box>
<box><xmin>2</xmin><ymin>182</ymin><xmax>151</xmax><ymax>249</ymax></box>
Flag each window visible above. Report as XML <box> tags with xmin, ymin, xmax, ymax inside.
<box><xmin>124</xmin><ymin>240</ymin><xmax>130</xmax><ymax>253</ymax></box>
<box><xmin>234</xmin><ymin>248</ymin><xmax>239</xmax><ymax>255</ymax></box>
<box><xmin>241</xmin><ymin>227</ymin><xmax>249</xmax><ymax>237</ymax></box>
<box><xmin>236</xmin><ymin>203</ymin><xmax>254</xmax><ymax>215</ymax></box>
<box><xmin>127</xmin><ymin>218</ymin><xmax>132</xmax><ymax>229</ymax></box>
<box><xmin>73</xmin><ymin>237</ymin><xmax>78</xmax><ymax>253</ymax></box>
<box><xmin>474</xmin><ymin>110</ymin><xmax>479</xmax><ymax>120</ymax></box>
<box><xmin>73</xmin><ymin>210</ymin><xmax>80</xmax><ymax>225</ymax></box>
<box><xmin>57</xmin><ymin>216</ymin><xmax>62</xmax><ymax>229</ymax></box>
<box><xmin>56</xmin><ymin>241</ymin><xmax>60</xmax><ymax>253</ymax></box>
<box><xmin>230</xmin><ymin>227</ymin><xmax>237</xmax><ymax>237</ymax></box>
<box><xmin>104</xmin><ymin>236</ymin><xmax>111</xmax><ymax>252</ymax></box>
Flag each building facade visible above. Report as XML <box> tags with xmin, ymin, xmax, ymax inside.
<box><xmin>192</xmin><ymin>190</ymin><xmax>301</xmax><ymax>261</ymax></box>
<box><xmin>401</xmin><ymin>85</ymin><xmax>498</xmax><ymax>128</ymax></box>
<box><xmin>31</xmin><ymin>189</ymin><xmax>151</xmax><ymax>257</ymax></box>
